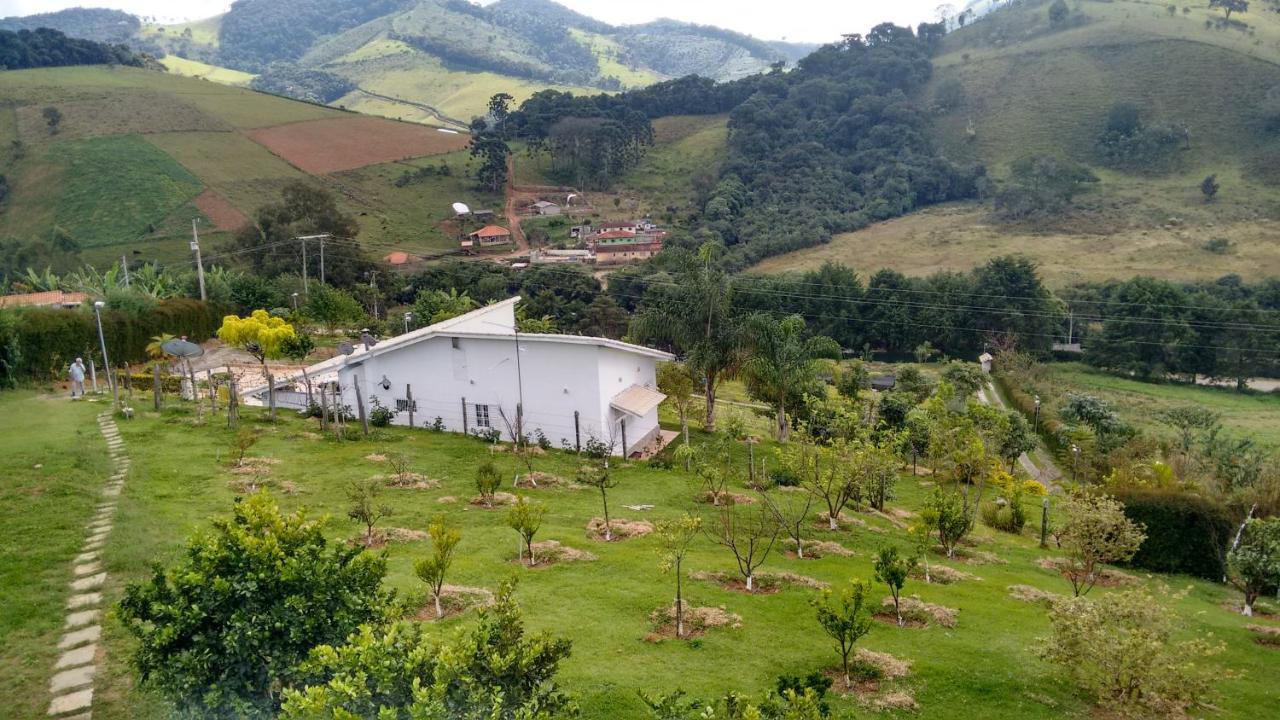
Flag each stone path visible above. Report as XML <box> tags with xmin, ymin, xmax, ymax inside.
<box><xmin>977</xmin><ymin>382</ymin><xmax>1062</xmax><ymax>488</ymax></box>
<box><xmin>48</xmin><ymin>413</ymin><xmax>127</xmax><ymax>718</ymax></box>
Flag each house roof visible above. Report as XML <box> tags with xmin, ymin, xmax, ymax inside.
<box><xmin>302</xmin><ymin>298</ymin><xmax>672</xmax><ymax>379</ymax></box>
<box><xmin>611</xmin><ymin>384</ymin><xmax>667</xmax><ymax>417</ymax></box>
<box><xmin>383</xmin><ymin>251</ymin><xmax>411</xmax><ymax>265</ymax></box>
<box><xmin>532</xmin><ymin>200</ymin><xmax>558</xmax><ymax>208</ymax></box>
<box><xmin>0</xmin><ymin>290</ymin><xmax>87</xmax><ymax>308</ymax></box>
<box><xmin>470</xmin><ymin>225</ymin><xmax>510</xmax><ymax>238</ymax></box>
<box><xmin>599</xmin><ymin>220</ymin><xmax>635</xmax><ymax>228</ymax></box>
<box><xmin>593</xmin><ymin>230</ymin><xmax>636</xmax><ymax>240</ymax></box>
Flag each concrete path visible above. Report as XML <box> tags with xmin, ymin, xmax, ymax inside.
<box><xmin>976</xmin><ymin>382</ymin><xmax>1062</xmax><ymax>489</ymax></box>
<box><xmin>47</xmin><ymin>413</ymin><xmax>127</xmax><ymax>718</ymax></box>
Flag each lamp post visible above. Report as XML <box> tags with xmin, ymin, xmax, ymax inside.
<box><xmin>1070</xmin><ymin>444</ymin><xmax>1080</xmax><ymax>482</ymax></box>
<box><xmin>291</xmin><ymin>292</ymin><xmax>299</xmax><ymax>311</ymax></box>
<box><xmin>403</xmin><ymin>312</ymin><xmax>413</xmax><ymax>334</ymax></box>
<box><xmin>93</xmin><ymin>301</ymin><xmax>119</xmax><ymax>409</ymax></box>
<box><xmin>1033</xmin><ymin>395</ymin><xmax>1041</xmax><ymax>433</ymax></box>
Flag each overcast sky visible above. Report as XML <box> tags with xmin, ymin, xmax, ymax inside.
<box><xmin>0</xmin><ymin>0</ymin><xmax>945</xmax><ymax>43</ymax></box>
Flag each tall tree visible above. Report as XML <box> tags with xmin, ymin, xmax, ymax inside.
<box><xmin>741</xmin><ymin>314</ymin><xmax>840</xmax><ymax>442</ymax></box>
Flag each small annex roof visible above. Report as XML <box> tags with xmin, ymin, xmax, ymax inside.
<box><xmin>0</xmin><ymin>290</ymin><xmax>87</xmax><ymax>308</ymax></box>
<box><xmin>470</xmin><ymin>225</ymin><xmax>510</xmax><ymax>238</ymax></box>
<box><xmin>593</xmin><ymin>230</ymin><xmax>636</xmax><ymax>240</ymax></box>
<box><xmin>611</xmin><ymin>384</ymin><xmax>667</xmax><ymax>417</ymax></box>
<box><xmin>383</xmin><ymin>251</ymin><xmax>411</xmax><ymax>265</ymax></box>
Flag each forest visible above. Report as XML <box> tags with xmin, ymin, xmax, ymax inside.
<box><xmin>0</xmin><ymin>28</ymin><xmax>140</xmax><ymax>70</ymax></box>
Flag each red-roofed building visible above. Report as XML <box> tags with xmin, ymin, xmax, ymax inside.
<box><xmin>0</xmin><ymin>290</ymin><xmax>87</xmax><ymax>309</ymax></box>
<box><xmin>464</xmin><ymin>225</ymin><xmax>512</xmax><ymax>248</ymax></box>
<box><xmin>383</xmin><ymin>251</ymin><xmax>411</xmax><ymax>265</ymax></box>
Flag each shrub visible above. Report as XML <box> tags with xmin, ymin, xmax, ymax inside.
<box><xmin>1040</xmin><ymin>587</ymin><xmax>1223</xmax><ymax>717</ymax></box>
<box><xmin>981</xmin><ymin>497</ymin><xmax>1027</xmax><ymax>534</ymax></box>
<box><xmin>1107</xmin><ymin>486</ymin><xmax>1233</xmax><ymax>580</ymax></box>
<box><xmin>368</xmin><ymin>397</ymin><xmax>396</xmax><ymax>427</ymax></box>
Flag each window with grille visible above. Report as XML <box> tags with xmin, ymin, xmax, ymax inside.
<box><xmin>395</xmin><ymin>398</ymin><xmax>417</xmax><ymax>412</ymax></box>
<box><xmin>475</xmin><ymin>404</ymin><xmax>490</xmax><ymax>428</ymax></box>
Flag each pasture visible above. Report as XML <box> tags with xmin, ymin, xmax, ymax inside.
<box><xmin>245</xmin><ymin>116</ymin><xmax>471</xmax><ymax>174</ymax></box>
<box><xmin>4</xmin><ymin>390</ymin><xmax>1275</xmax><ymax>720</ymax></box>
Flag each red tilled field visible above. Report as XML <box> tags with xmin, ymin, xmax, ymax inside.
<box><xmin>193</xmin><ymin>189</ymin><xmax>250</xmax><ymax>231</ymax></box>
<box><xmin>246</xmin><ymin>117</ymin><xmax>470</xmax><ymax>174</ymax></box>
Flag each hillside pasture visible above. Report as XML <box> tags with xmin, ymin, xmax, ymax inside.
<box><xmin>605</xmin><ymin>114</ymin><xmax>729</xmax><ymax>217</ymax></box>
<box><xmin>14</xmin><ymin>94</ymin><xmax>228</xmax><ymax>142</ymax></box>
<box><xmin>159</xmin><ymin>56</ymin><xmax>256</xmax><ymax>86</ymax></box>
<box><xmin>191</xmin><ymin>189</ymin><xmax>250</xmax><ymax>231</ymax></box>
<box><xmin>0</xmin><ymin>392</ymin><xmax>1269</xmax><ymax>720</ymax></box>
<box><xmin>246</xmin><ymin>116</ymin><xmax>471</xmax><ymax>174</ymax></box>
<box><xmin>145</xmin><ymin>131</ymin><xmax>303</xmax><ymax>188</ymax></box>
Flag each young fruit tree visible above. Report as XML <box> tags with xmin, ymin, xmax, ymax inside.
<box><xmin>1059</xmin><ymin>492</ymin><xmax>1146</xmax><ymax>596</ymax></box>
<box><xmin>577</xmin><ymin>434</ymin><xmax>620</xmax><ymax>540</ymax></box>
<box><xmin>692</xmin><ymin>435</ymin><xmax>736</xmax><ymax>505</ymax></box>
<box><xmin>707</xmin><ymin>497</ymin><xmax>780</xmax><ymax>592</ymax></box>
<box><xmin>812</xmin><ymin>578</ymin><xmax>875</xmax><ymax>688</ymax></box>
<box><xmin>908</xmin><ymin>521</ymin><xmax>934</xmax><ymax>583</ymax></box>
<box><xmin>414</xmin><ymin>515</ymin><xmax>461</xmax><ymax>619</ymax></box>
<box><xmin>1040</xmin><ymin>587</ymin><xmax>1223</xmax><ymax>717</ymax></box>
<box><xmin>874</xmin><ymin>545</ymin><xmax>916</xmax><ymax>627</ymax></box>
<box><xmin>506</xmin><ymin>495</ymin><xmax>548</xmax><ymax>566</ymax></box>
<box><xmin>657</xmin><ymin>361</ymin><xmax>697</xmax><ymax>445</ymax></box>
<box><xmin>782</xmin><ymin>439</ymin><xmax>856</xmax><ymax>530</ymax></box>
<box><xmin>656</xmin><ymin>513</ymin><xmax>703</xmax><ymax>639</ymax></box>
<box><xmin>1226</xmin><ymin>517</ymin><xmax>1280</xmax><ymax>616</ymax></box>
<box><xmin>920</xmin><ymin>487</ymin><xmax>975</xmax><ymax>559</ymax></box>
<box><xmin>117</xmin><ymin>493</ymin><xmax>390</xmax><ymax>718</ymax></box>
<box><xmin>347</xmin><ymin>478</ymin><xmax>393</xmax><ymax>547</ymax></box>
<box><xmin>475</xmin><ymin>459</ymin><xmax>502</xmax><ymax>508</ymax></box>
<box><xmin>851</xmin><ymin>442</ymin><xmax>900</xmax><ymax>512</ymax></box>
<box><xmin>762</xmin><ymin>484</ymin><xmax>815</xmax><ymax>559</ymax></box>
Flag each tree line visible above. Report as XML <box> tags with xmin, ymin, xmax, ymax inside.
<box><xmin>0</xmin><ymin>27</ymin><xmax>141</xmax><ymax>70</ymax></box>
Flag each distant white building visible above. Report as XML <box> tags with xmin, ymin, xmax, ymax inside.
<box><xmin>299</xmin><ymin>298</ymin><xmax>674</xmax><ymax>457</ymax></box>
<box><xmin>530</xmin><ymin>200</ymin><xmax>561</xmax><ymax>216</ymax></box>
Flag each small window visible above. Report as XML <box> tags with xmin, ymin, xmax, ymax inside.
<box><xmin>475</xmin><ymin>404</ymin><xmax>490</xmax><ymax>428</ymax></box>
<box><xmin>451</xmin><ymin>337</ymin><xmax>461</xmax><ymax>349</ymax></box>
<box><xmin>395</xmin><ymin>398</ymin><xmax>417</xmax><ymax>412</ymax></box>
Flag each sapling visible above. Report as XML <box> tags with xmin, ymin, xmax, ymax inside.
<box><xmin>577</xmin><ymin>457</ymin><xmax>620</xmax><ymax>540</ymax></box>
<box><xmin>1059</xmin><ymin>492</ymin><xmax>1146</xmax><ymax>596</ymax></box>
<box><xmin>506</xmin><ymin>495</ymin><xmax>547</xmax><ymax>566</ymax></box>
<box><xmin>762</xmin><ymin>485</ymin><xmax>814</xmax><ymax>558</ymax></box>
<box><xmin>414</xmin><ymin>515</ymin><xmax>461</xmax><ymax>618</ymax></box>
<box><xmin>707</xmin><ymin>497</ymin><xmax>779</xmax><ymax>592</ymax></box>
<box><xmin>386</xmin><ymin>452</ymin><xmax>413</xmax><ymax>485</ymax></box>
<box><xmin>347</xmin><ymin>478</ymin><xmax>393</xmax><ymax>547</ymax></box>
<box><xmin>812</xmin><ymin>578</ymin><xmax>874</xmax><ymax>688</ymax></box>
<box><xmin>873</xmin><ymin>545</ymin><xmax>915</xmax><ymax>626</ymax></box>
<box><xmin>475</xmin><ymin>459</ymin><xmax>501</xmax><ymax>508</ymax></box>
<box><xmin>1227</xmin><ymin>517</ymin><xmax>1280</xmax><ymax>616</ymax></box>
<box><xmin>232</xmin><ymin>428</ymin><xmax>257</xmax><ymax>467</ymax></box>
<box><xmin>656</xmin><ymin>513</ymin><xmax>702</xmax><ymax>638</ymax></box>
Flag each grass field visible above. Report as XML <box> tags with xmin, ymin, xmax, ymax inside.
<box><xmin>570</xmin><ymin>29</ymin><xmax>667</xmax><ymax>89</ymax></box>
<box><xmin>1041</xmin><ymin>362</ymin><xmax>1280</xmax><ymax>446</ymax></box>
<box><xmin>159</xmin><ymin>56</ymin><xmax>256</xmax><ymax>86</ymax></box>
<box><xmin>6</xmin><ymin>389</ymin><xmax>1276</xmax><ymax>719</ymax></box>
<box><xmin>602</xmin><ymin>115</ymin><xmax>729</xmax><ymax>219</ymax></box>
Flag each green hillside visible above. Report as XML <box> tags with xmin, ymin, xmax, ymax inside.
<box><xmin>0</xmin><ymin>66</ymin><xmax>487</xmax><ymax>270</ymax></box>
<box><xmin>751</xmin><ymin>0</ymin><xmax>1280</xmax><ymax>283</ymax></box>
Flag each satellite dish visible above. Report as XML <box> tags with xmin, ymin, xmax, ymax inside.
<box><xmin>452</xmin><ymin>202</ymin><xmax>471</xmax><ymax>216</ymax></box>
<box><xmin>337</xmin><ymin>342</ymin><xmax>356</xmax><ymax>356</ymax></box>
<box><xmin>161</xmin><ymin>339</ymin><xmax>204</xmax><ymax>358</ymax></box>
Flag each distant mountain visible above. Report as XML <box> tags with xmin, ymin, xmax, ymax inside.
<box><xmin>0</xmin><ymin>7</ymin><xmax>139</xmax><ymax>44</ymax></box>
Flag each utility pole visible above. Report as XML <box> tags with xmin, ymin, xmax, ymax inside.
<box><xmin>295</xmin><ymin>234</ymin><xmax>331</xmax><ymax>293</ymax></box>
<box><xmin>1067</xmin><ymin>307</ymin><xmax>1074</xmax><ymax>345</ymax></box>
<box><xmin>319</xmin><ymin>235</ymin><xmax>326</xmax><ymax>285</ymax></box>
<box><xmin>121</xmin><ymin>255</ymin><xmax>130</xmax><ymax>287</ymax></box>
<box><xmin>191</xmin><ymin>219</ymin><xmax>206</xmax><ymax>301</ymax></box>
<box><xmin>369</xmin><ymin>270</ymin><xmax>379</xmax><ymax>319</ymax></box>
<box><xmin>301</xmin><ymin>236</ymin><xmax>309</xmax><ymax>295</ymax></box>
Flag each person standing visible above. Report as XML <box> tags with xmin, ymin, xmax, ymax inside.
<box><xmin>69</xmin><ymin>357</ymin><xmax>86</xmax><ymax>398</ymax></box>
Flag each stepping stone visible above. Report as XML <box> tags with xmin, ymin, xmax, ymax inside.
<box><xmin>66</xmin><ymin>593</ymin><xmax>100</xmax><ymax>609</ymax></box>
<box><xmin>86</xmin><ymin>519</ymin><xmax>111</xmax><ymax>530</ymax></box>
<box><xmin>81</xmin><ymin>538</ymin><xmax>105</xmax><ymax>552</ymax></box>
<box><xmin>49</xmin><ymin>664</ymin><xmax>95</xmax><ymax>694</ymax></box>
<box><xmin>49</xmin><ymin>665</ymin><xmax>95</xmax><ymax>694</ymax></box>
<box><xmin>47</xmin><ymin>687</ymin><xmax>92</xmax><ymax>716</ymax></box>
<box><xmin>73</xmin><ymin>552</ymin><xmax>99</xmax><ymax>565</ymax></box>
<box><xmin>58</xmin><ymin>625</ymin><xmax>101</xmax><ymax>650</ymax></box>
<box><xmin>84</xmin><ymin>531</ymin><xmax>109</xmax><ymax>544</ymax></box>
<box><xmin>54</xmin><ymin>643</ymin><xmax>95</xmax><ymax>670</ymax></box>
<box><xmin>101</xmin><ymin>486</ymin><xmax>120</xmax><ymax>498</ymax></box>
<box><xmin>73</xmin><ymin>562</ymin><xmax>102</xmax><ymax>577</ymax></box>
<box><xmin>69</xmin><ymin>573</ymin><xmax>105</xmax><ymax>592</ymax></box>
<box><xmin>65</xmin><ymin>609</ymin><xmax>100</xmax><ymax>628</ymax></box>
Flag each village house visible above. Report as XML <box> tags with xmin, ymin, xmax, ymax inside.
<box><xmin>462</xmin><ymin>224</ymin><xmax>512</xmax><ymax>250</ymax></box>
<box><xmin>0</xmin><ymin>290</ymin><xmax>87</xmax><ymax>309</ymax></box>
<box><xmin>530</xmin><ymin>200</ymin><xmax>561</xmax><ymax>216</ymax></box>
<box><xmin>295</xmin><ymin>298</ymin><xmax>675</xmax><ymax>457</ymax></box>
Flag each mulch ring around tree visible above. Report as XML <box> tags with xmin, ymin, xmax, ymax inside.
<box><xmin>644</xmin><ymin>602</ymin><xmax>742</xmax><ymax>642</ymax></box>
<box><xmin>512</xmin><ymin>540</ymin><xmax>597</xmax><ymax>568</ymax></box>
<box><xmin>227</xmin><ymin>477</ymin><xmax>301</xmax><ymax>495</ymax></box>
<box><xmin>415</xmin><ymin>585</ymin><xmax>495</xmax><ymax>622</ymax></box>
<box><xmin>1246</xmin><ymin>624</ymin><xmax>1280</xmax><ymax>648</ymax></box>
<box><xmin>910</xmin><ymin>564</ymin><xmax>977</xmax><ymax>584</ymax></box>
<box><xmin>469</xmin><ymin>491</ymin><xmax>518</xmax><ymax>508</ymax></box>
<box><xmin>585</xmin><ymin>517</ymin><xmax>654</xmax><ymax>541</ymax></box>
<box><xmin>515</xmin><ymin>471</ymin><xmax>574</xmax><ymax>489</ymax></box>
<box><xmin>348</xmin><ymin>527</ymin><xmax>429</xmax><ymax>549</ymax></box>
<box><xmin>824</xmin><ymin>648</ymin><xmax>914</xmax><ymax>706</ymax></box>
<box><xmin>783</xmin><ymin>538</ymin><xmax>854</xmax><ymax>559</ymax></box>
<box><xmin>1036</xmin><ymin>557</ymin><xmax>1138</xmax><ymax>587</ymax></box>
<box><xmin>1218</xmin><ymin>601</ymin><xmax>1280</xmax><ymax>621</ymax></box>
<box><xmin>814</xmin><ymin>512</ymin><xmax>886</xmax><ymax>533</ymax></box>
<box><xmin>698</xmin><ymin>491</ymin><xmax>757</xmax><ymax>505</ymax></box>
<box><xmin>1008</xmin><ymin>584</ymin><xmax>1065</xmax><ymax>606</ymax></box>
<box><xmin>873</xmin><ymin>596</ymin><xmax>958</xmax><ymax>629</ymax></box>
<box><xmin>690</xmin><ymin>570</ymin><xmax>828</xmax><ymax>595</ymax></box>
<box><xmin>372</xmin><ymin>472</ymin><xmax>440</xmax><ymax>490</ymax></box>
<box><xmin>946</xmin><ymin>547</ymin><xmax>1007</xmax><ymax>565</ymax></box>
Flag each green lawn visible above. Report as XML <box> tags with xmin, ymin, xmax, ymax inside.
<box><xmin>3</xmin><ymin>388</ymin><xmax>1275</xmax><ymax>719</ymax></box>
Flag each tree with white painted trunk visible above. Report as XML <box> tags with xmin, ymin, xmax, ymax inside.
<box><xmin>707</xmin><ymin>495</ymin><xmax>779</xmax><ymax>592</ymax></box>
<box><xmin>1227</xmin><ymin>517</ymin><xmax>1280</xmax><ymax>616</ymax></box>
<box><xmin>506</xmin><ymin>496</ymin><xmax>547</xmax><ymax>566</ymax></box>
<box><xmin>762</xmin><ymin>484</ymin><xmax>815</xmax><ymax>559</ymax></box>
<box><xmin>781</xmin><ymin>439</ymin><xmax>856</xmax><ymax>531</ymax></box>
<box><xmin>656</xmin><ymin>513</ymin><xmax>702</xmax><ymax>639</ymax></box>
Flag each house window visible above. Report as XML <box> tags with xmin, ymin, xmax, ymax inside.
<box><xmin>475</xmin><ymin>404</ymin><xmax>491</xmax><ymax>428</ymax></box>
<box><xmin>396</xmin><ymin>398</ymin><xmax>417</xmax><ymax>412</ymax></box>
<box><xmin>451</xmin><ymin>337</ymin><xmax>461</xmax><ymax>349</ymax></box>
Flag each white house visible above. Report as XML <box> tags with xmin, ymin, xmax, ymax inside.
<box><xmin>298</xmin><ymin>298</ymin><xmax>674</xmax><ymax>457</ymax></box>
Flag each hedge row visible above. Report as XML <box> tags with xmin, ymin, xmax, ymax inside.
<box><xmin>1110</xmin><ymin>485</ymin><xmax>1236</xmax><ymax>581</ymax></box>
<box><xmin>2</xmin><ymin>299</ymin><xmax>226</xmax><ymax>381</ymax></box>
<box><xmin>993</xmin><ymin>371</ymin><xmax>1067</xmax><ymax>454</ymax></box>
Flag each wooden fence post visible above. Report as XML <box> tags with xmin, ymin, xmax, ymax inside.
<box><xmin>462</xmin><ymin>397</ymin><xmax>468</xmax><ymax>436</ymax></box>
<box><xmin>620</xmin><ymin>419</ymin><xmax>627</xmax><ymax>459</ymax></box>
<box><xmin>574</xmin><ymin>411</ymin><xmax>580</xmax><ymax>452</ymax></box>
<box><xmin>228</xmin><ymin>378</ymin><xmax>239</xmax><ymax>429</ymax></box>
<box><xmin>267</xmin><ymin>373</ymin><xmax>276</xmax><ymax>421</ymax></box>
<box><xmin>153</xmin><ymin>364</ymin><xmax>162</xmax><ymax>411</ymax></box>
<box><xmin>318</xmin><ymin>385</ymin><xmax>329</xmax><ymax>432</ymax></box>
<box><xmin>302</xmin><ymin>369</ymin><xmax>314</xmax><ymax>409</ymax></box>
<box><xmin>207</xmin><ymin>370</ymin><xmax>216</xmax><ymax>411</ymax></box>
<box><xmin>406</xmin><ymin>384</ymin><xmax>415</xmax><ymax>428</ymax></box>
<box><xmin>354</xmin><ymin>381</ymin><xmax>369</xmax><ymax>436</ymax></box>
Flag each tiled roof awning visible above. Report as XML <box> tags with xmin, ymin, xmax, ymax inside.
<box><xmin>610</xmin><ymin>384</ymin><xmax>666</xmax><ymax>417</ymax></box>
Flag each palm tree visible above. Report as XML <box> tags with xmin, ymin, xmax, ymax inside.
<box><xmin>741</xmin><ymin>314</ymin><xmax>841</xmax><ymax>442</ymax></box>
<box><xmin>632</xmin><ymin>245</ymin><xmax>747</xmax><ymax>432</ymax></box>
